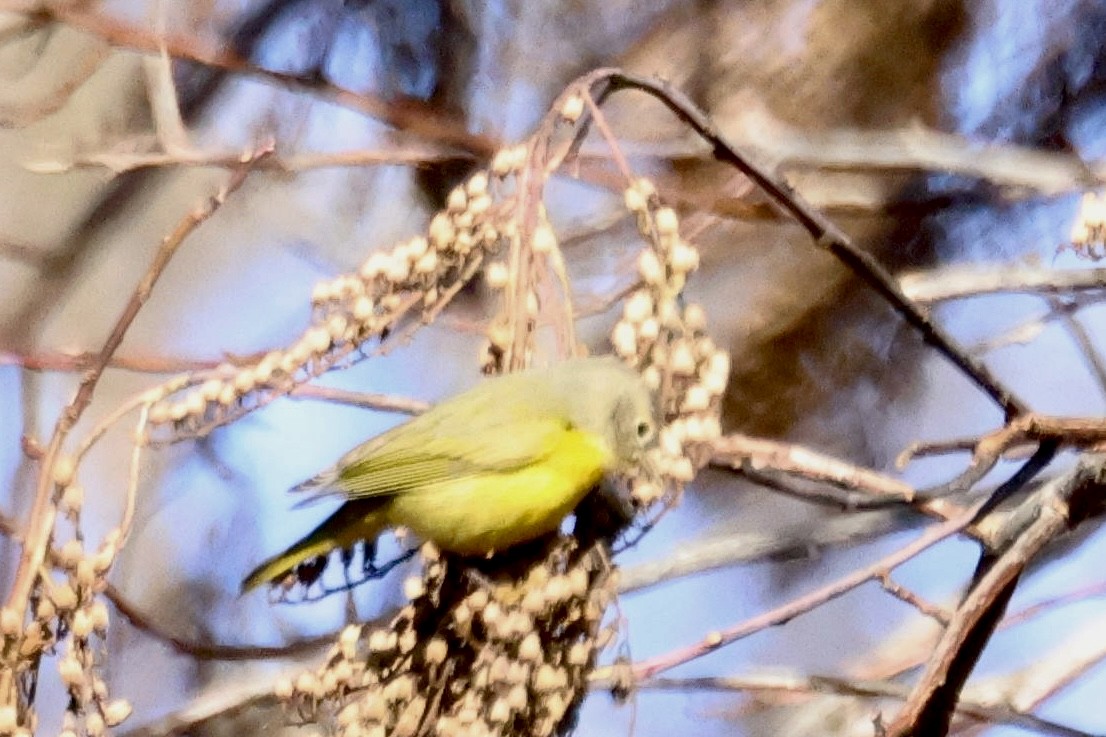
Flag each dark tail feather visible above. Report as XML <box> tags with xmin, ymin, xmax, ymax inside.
<box><xmin>240</xmin><ymin>500</ymin><xmax>387</xmax><ymax>593</ymax></box>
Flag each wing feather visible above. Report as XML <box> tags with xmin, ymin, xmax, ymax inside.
<box><xmin>299</xmin><ymin>374</ymin><xmax>568</xmax><ymax>500</ymax></box>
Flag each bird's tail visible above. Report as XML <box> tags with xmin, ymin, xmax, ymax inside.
<box><xmin>241</xmin><ymin>500</ymin><xmax>387</xmax><ymax>593</ymax></box>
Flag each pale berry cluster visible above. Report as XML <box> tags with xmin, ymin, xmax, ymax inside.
<box><xmin>145</xmin><ymin>167</ymin><xmax>514</xmax><ymax>438</ymax></box>
<box><xmin>611</xmin><ymin>178</ymin><xmax>730</xmax><ymax>504</ymax></box>
<box><xmin>277</xmin><ymin>542</ymin><xmax>615</xmax><ymax>737</ymax></box>
<box><xmin>0</xmin><ymin>455</ymin><xmax>130</xmax><ymax>737</ymax></box>
<box><xmin>1069</xmin><ymin>191</ymin><xmax>1106</xmax><ymax>259</ymax></box>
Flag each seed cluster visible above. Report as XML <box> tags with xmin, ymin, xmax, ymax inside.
<box><xmin>1</xmin><ymin>457</ymin><xmax>130</xmax><ymax>737</ymax></box>
<box><xmin>1069</xmin><ymin>191</ymin><xmax>1106</xmax><ymax>259</ymax></box>
<box><xmin>143</xmin><ymin>164</ymin><xmax>521</xmax><ymax>440</ymax></box>
<box><xmin>611</xmin><ymin>178</ymin><xmax>729</xmax><ymax>505</ymax></box>
<box><xmin>277</xmin><ymin>541</ymin><xmax>615</xmax><ymax>737</ymax></box>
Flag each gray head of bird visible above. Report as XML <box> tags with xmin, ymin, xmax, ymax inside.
<box><xmin>554</xmin><ymin>357</ymin><xmax>658</xmax><ymax>473</ymax></box>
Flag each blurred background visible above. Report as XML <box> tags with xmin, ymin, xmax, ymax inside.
<box><xmin>2</xmin><ymin>1</ymin><xmax>1106</xmax><ymax>735</ymax></box>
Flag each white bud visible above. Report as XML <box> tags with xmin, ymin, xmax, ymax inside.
<box><xmin>485</xmin><ymin>262</ymin><xmax>509</xmax><ymax>289</ymax></box>
<box><xmin>447</xmin><ymin>187</ymin><xmax>467</xmax><ymax>213</ymax></box>
<box><xmin>560</xmin><ymin>94</ymin><xmax>584</xmax><ymax>122</ymax></box>
<box><xmin>103</xmin><ymin>700</ymin><xmax>132</xmax><ymax>727</ymax></box>
<box><xmin>53</xmin><ymin>455</ymin><xmax>75</xmax><ymax>488</ymax></box>
<box><xmin>611</xmin><ymin>321</ymin><xmax>637</xmax><ymax>358</ymax></box>
<box><xmin>532</xmin><ymin>223</ymin><xmax>556</xmax><ymax>253</ymax></box>
<box><xmin>414</xmin><ymin>250</ymin><xmax>439</xmax><ymax>274</ymax></box>
<box><xmin>491</xmin><ymin>148</ymin><xmax>515</xmax><ymax>177</ymax></box>
<box><xmin>671</xmin><ymin>242</ymin><xmax>700</xmax><ymax>273</ymax></box>
<box><xmin>360</xmin><ymin>251</ymin><xmax>390</xmax><ymax>280</ymax></box>
<box><xmin>623</xmin><ymin>291</ymin><xmax>653</xmax><ymax>324</ymax></box>
<box><xmin>670</xmin><ymin>341</ymin><xmax>697</xmax><ymax>375</ymax></box>
<box><xmin>518</xmin><ymin>633</ymin><xmax>542</xmax><ymax>661</ymax></box>
<box><xmin>684</xmin><ymin>385</ymin><xmax>711</xmax><ymax>412</ymax></box>
<box><xmin>638</xmin><ymin>249</ymin><xmax>665</xmax><ymax>284</ymax></box>
<box><xmin>654</xmin><ymin>207</ymin><xmax>679</xmax><ymax>237</ymax></box>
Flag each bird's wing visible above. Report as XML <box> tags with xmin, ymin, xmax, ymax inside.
<box><xmin>293</xmin><ymin>379</ymin><xmax>570</xmax><ymax>500</ymax></box>
<box><xmin>333</xmin><ymin>412</ymin><xmax>568</xmax><ymax>498</ymax></box>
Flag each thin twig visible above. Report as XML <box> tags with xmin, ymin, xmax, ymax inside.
<box><xmin>631</xmin><ymin>675</ymin><xmax>1095</xmax><ymax>737</ymax></box>
<box><xmin>619</xmin><ymin>501</ymin><xmax>984</xmax><ymax>680</ymax></box>
<box><xmin>289</xmin><ymin>384</ymin><xmax>429</xmax><ymax>416</ymax></box>
<box><xmin>901</xmin><ymin>265</ymin><xmax>1106</xmax><ymax>305</ymax></box>
<box><xmin>2</xmin><ymin>142</ymin><xmax>272</xmax><ymax>702</ymax></box>
<box><xmin>1</xmin><ymin>1</ymin><xmax>494</xmax><ymax>157</ymax></box>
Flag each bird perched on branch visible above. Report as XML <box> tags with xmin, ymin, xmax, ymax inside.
<box><xmin>242</xmin><ymin>356</ymin><xmax>657</xmax><ymax>592</ymax></box>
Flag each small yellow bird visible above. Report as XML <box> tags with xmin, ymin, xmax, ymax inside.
<box><xmin>242</xmin><ymin>357</ymin><xmax>656</xmax><ymax>592</ymax></box>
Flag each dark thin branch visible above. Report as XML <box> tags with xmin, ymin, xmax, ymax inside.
<box><xmin>634</xmin><ymin>675</ymin><xmax>1096</xmax><ymax>737</ymax></box>
<box><xmin>592</xmin><ymin>70</ymin><xmax>1029</xmax><ymax>422</ymax></box>
<box><xmin>886</xmin><ymin>457</ymin><xmax>1106</xmax><ymax>737</ymax></box>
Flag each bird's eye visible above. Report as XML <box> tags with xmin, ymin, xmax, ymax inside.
<box><xmin>636</xmin><ymin>420</ymin><xmax>653</xmax><ymax>441</ymax></box>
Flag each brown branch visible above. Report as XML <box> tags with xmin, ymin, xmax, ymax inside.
<box><xmin>921</xmin><ymin>414</ymin><xmax>1106</xmax><ymax>500</ymax></box>
<box><xmin>900</xmin><ymin>264</ymin><xmax>1106</xmax><ymax>305</ymax></box>
<box><xmin>289</xmin><ymin>384</ymin><xmax>429</xmax><ymax>416</ymax></box>
<box><xmin>2</xmin><ymin>1</ymin><xmax>494</xmax><ymax>157</ymax></box>
<box><xmin>2</xmin><ymin>143</ymin><xmax>273</xmax><ymax>702</ymax></box>
<box><xmin>0</xmin><ymin>348</ymin><xmax>262</xmax><ymax>374</ymax></box>
<box><xmin>24</xmin><ymin>145</ymin><xmax>470</xmax><ymax>176</ymax></box>
<box><xmin>885</xmin><ymin>457</ymin><xmax>1106</xmax><ymax>737</ymax></box>
<box><xmin>102</xmin><ymin>579</ymin><xmax>341</xmax><ymax>661</ymax></box>
<box><xmin>877</xmin><ymin>573</ymin><xmax>952</xmax><ymax>625</ymax></box>
<box><xmin>117</xmin><ymin>680</ymin><xmax>279</xmax><ymax>737</ymax></box>
<box><xmin>631</xmin><ymin>675</ymin><xmax>1095</xmax><ymax>737</ymax></box>
<box><xmin>711</xmin><ymin>433</ymin><xmax>916</xmax><ymax>503</ymax></box>
<box><xmin>617</xmin><ymin>510</ymin><xmax>914</xmax><ymax>595</ymax></box>
<box><xmin>622</xmin><ymin>500</ymin><xmax>985</xmax><ymax>680</ymax></box>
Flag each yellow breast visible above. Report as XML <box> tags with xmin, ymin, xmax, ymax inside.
<box><xmin>384</xmin><ymin>428</ymin><xmax>611</xmax><ymax>555</ymax></box>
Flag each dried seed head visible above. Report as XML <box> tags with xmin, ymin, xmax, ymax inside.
<box><xmin>447</xmin><ymin>187</ymin><xmax>468</xmax><ymax>213</ymax></box>
<box><xmin>518</xmin><ymin>633</ymin><xmax>542</xmax><ymax>662</ymax></box>
<box><xmin>398</xmin><ymin>628</ymin><xmax>417</xmax><ymax>654</ymax></box>
<box><xmin>611</xmin><ymin>321</ymin><xmax>637</xmax><ymax>358</ymax></box>
<box><xmin>654</xmin><ymin>207</ymin><xmax>679</xmax><ymax>238</ymax></box>
<box><xmin>53</xmin><ymin>455</ymin><xmax>75</xmax><ymax>488</ymax></box>
<box><xmin>624</xmin><ymin>186</ymin><xmax>647</xmax><ymax>214</ymax></box>
<box><xmin>275</xmin><ymin>677</ymin><xmax>294</xmax><ymax>700</ymax></box>
<box><xmin>683</xmin><ymin>385</ymin><xmax>711</xmax><ymax>412</ymax></box>
<box><xmin>424</xmin><ymin>637</ymin><xmax>448</xmax><ymax>665</ymax></box>
<box><xmin>506</xmin><ymin>684</ymin><xmax>528</xmax><ymax>710</ymax></box>
<box><xmin>51</xmin><ymin>584</ymin><xmax>78</xmax><ymax>611</ymax></box>
<box><xmin>491</xmin><ymin>149</ymin><xmax>515</xmax><ymax>177</ymax></box>
<box><xmin>58</xmin><ymin>541</ymin><xmax>83</xmax><ymax>571</ymax></box>
<box><xmin>403</xmin><ymin>576</ymin><xmax>425</xmax><ymax>601</ymax></box>
<box><xmin>58</xmin><ymin>655</ymin><xmax>83</xmax><ymax>688</ymax></box>
<box><xmin>88</xmin><ymin>601</ymin><xmax>110</xmax><ymax>633</ymax></box>
<box><xmin>85</xmin><ymin>712</ymin><xmax>105</xmax><ymax>737</ymax></box>
<box><xmin>669</xmin><ymin>341</ymin><xmax>697</xmax><ymax>376</ymax></box>
<box><xmin>637</xmin><ymin>249</ymin><xmax>664</xmax><ymax>284</ymax></box>
<box><xmin>560</xmin><ymin>94</ymin><xmax>584</xmax><ymax>122</ymax></box>
<box><xmin>684</xmin><ymin>302</ymin><xmax>707</xmax><ymax>331</ymax></box>
<box><xmin>297</xmin><ymin>671</ymin><xmax>324</xmax><ymax>698</ymax></box>
<box><xmin>623</xmin><ymin>292</ymin><xmax>654</xmax><ymax>325</ymax></box>
<box><xmin>339</xmin><ymin>625</ymin><xmax>361</xmax><ymax>659</ymax></box>
<box><xmin>368</xmin><ymin>629</ymin><xmax>394</xmax><ymax>653</ymax></box>
<box><xmin>567</xmin><ymin>642</ymin><xmax>590</xmax><ymax>666</ymax></box>
<box><xmin>103</xmin><ymin>700</ymin><xmax>132</xmax><ymax>727</ymax></box>
<box><xmin>532</xmin><ymin>223</ymin><xmax>557</xmax><ymax>254</ymax></box>
<box><xmin>488</xmin><ymin>698</ymin><xmax>511</xmax><ymax>724</ymax></box>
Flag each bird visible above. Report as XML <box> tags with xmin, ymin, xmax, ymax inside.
<box><xmin>242</xmin><ymin>356</ymin><xmax>656</xmax><ymax>592</ymax></box>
